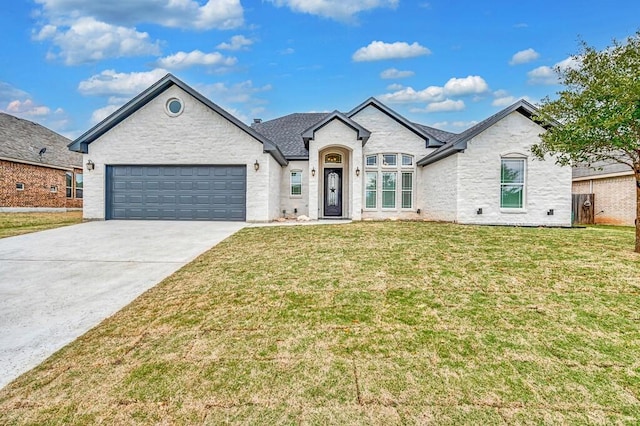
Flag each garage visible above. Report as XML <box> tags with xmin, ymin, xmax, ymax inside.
<box><xmin>106</xmin><ymin>165</ymin><xmax>246</xmax><ymax>221</ymax></box>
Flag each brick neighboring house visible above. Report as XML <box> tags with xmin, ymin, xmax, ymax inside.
<box><xmin>0</xmin><ymin>112</ymin><xmax>83</xmax><ymax>210</ymax></box>
<box><xmin>572</xmin><ymin>161</ymin><xmax>636</xmax><ymax>226</ymax></box>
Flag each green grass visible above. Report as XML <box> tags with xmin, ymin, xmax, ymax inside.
<box><xmin>0</xmin><ymin>211</ymin><xmax>83</xmax><ymax>238</ymax></box>
<box><xmin>1</xmin><ymin>222</ymin><xmax>639</xmax><ymax>424</ymax></box>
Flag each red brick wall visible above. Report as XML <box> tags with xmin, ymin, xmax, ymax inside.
<box><xmin>0</xmin><ymin>160</ymin><xmax>83</xmax><ymax>208</ymax></box>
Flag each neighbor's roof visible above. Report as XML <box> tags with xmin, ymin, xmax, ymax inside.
<box><xmin>69</xmin><ymin>73</ymin><xmax>288</xmax><ymax>166</ymax></box>
<box><xmin>417</xmin><ymin>99</ymin><xmax>541</xmax><ymax>167</ymax></box>
<box><xmin>573</xmin><ymin>160</ymin><xmax>634</xmax><ymax>180</ymax></box>
<box><xmin>0</xmin><ymin>112</ymin><xmax>81</xmax><ymax>170</ymax></box>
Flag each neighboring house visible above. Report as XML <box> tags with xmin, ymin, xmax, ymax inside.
<box><xmin>69</xmin><ymin>74</ymin><xmax>571</xmax><ymax>225</ymax></box>
<box><xmin>0</xmin><ymin>112</ymin><xmax>83</xmax><ymax>210</ymax></box>
<box><xmin>572</xmin><ymin>161</ymin><xmax>637</xmax><ymax>225</ymax></box>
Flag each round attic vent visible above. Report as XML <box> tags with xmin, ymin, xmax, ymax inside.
<box><xmin>165</xmin><ymin>97</ymin><xmax>184</xmax><ymax>117</ymax></box>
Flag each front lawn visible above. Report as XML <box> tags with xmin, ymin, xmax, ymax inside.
<box><xmin>1</xmin><ymin>222</ymin><xmax>639</xmax><ymax>424</ymax></box>
<box><xmin>0</xmin><ymin>211</ymin><xmax>83</xmax><ymax>239</ymax></box>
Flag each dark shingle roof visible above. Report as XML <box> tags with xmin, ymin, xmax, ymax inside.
<box><xmin>0</xmin><ymin>112</ymin><xmax>81</xmax><ymax>169</ymax></box>
<box><xmin>412</xmin><ymin>122</ymin><xmax>457</xmax><ymax>143</ymax></box>
<box><xmin>252</xmin><ymin>113</ymin><xmax>329</xmax><ymax>159</ymax></box>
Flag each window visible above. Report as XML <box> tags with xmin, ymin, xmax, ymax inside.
<box><xmin>382</xmin><ymin>172</ymin><xmax>396</xmax><ymax>208</ymax></box>
<box><xmin>364</xmin><ymin>153</ymin><xmax>415</xmax><ymax>211</ymax></box>
<box><xmin>501</xmin><ymin>158</ymin><xmax>525</xmax><ymax>209</ymax></box>
<box><xmin>75</xmin><ymin>173</ymin><xmax>83</xmax><ymax>199</ymax></box>
<box><xmin>165</xmin><ymin>97</ymin><xmax>184</xmax><ymax>116</ymax></box>
<box><xmin>290</xmin><ymin>171</ymin><xmax>302</xmax><ymax>196</ymax></box>
<box><xmin>365</xmin><ymin>172</ymin><xmax>377</xmax><ymax>209</ymax></box>
<box><xmin>382</xmin><ymin>154</ymin><xmax>397</xmax><ymax>166</ymax></box>
<box><xmin>16</xmin><ymin>182</ymin><xmax>24</xmax><ymax>191</ymax></box>
<box><xmin>324</xmin><ymin>153</ymin><xmax>342</xmax><ymax>164</ymax></box>
<box><xmin>366</xmin><ymin>155</ymin><xmax>377</xmax><ymax>167</ymax></box>
<box><xmin>401</xmin><ymin>172</ymin><xmax>413</xmax><ymax>209</ymax></box>
<box><xmin>66</xmin><ymin>171</ymin><xmax>83</xmax><ymax>199</ymax></box>
<box><xmin>66</xmin><ymin>172</ymin><xmax>73</xmax><ymax>197</ymax></box>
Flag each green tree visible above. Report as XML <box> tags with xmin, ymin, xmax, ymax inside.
<box><xmin>532</xmin><ymin>32</ymin><xmax>640</xmax><ymax>253</ymax></box>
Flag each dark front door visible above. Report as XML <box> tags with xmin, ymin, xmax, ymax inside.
<box><xmin>324</xmin><ymin>168</ymin><xmax>342</xmax><ymax>217</ymax></box>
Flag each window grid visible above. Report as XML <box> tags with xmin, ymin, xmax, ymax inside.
<box><xmin>500</xmin><ymin>158</ymin><xmax>525</xmax><ymax>209</ymax></box>
<box><xmin>365</xmin><ymin>172</ymin><xmax>377</xmax><ymax>209</ymax></box>
<box><xmin>401</xmin><ymin>172</ymin><xmax>413</xmax><ymax>209</ymax></box>
<box><xmin>382</xmin><ymin>172</ymin><xmax>396</xmax><ymax>209</ymax></box>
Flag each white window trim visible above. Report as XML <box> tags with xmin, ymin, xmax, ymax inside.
<box><xmin>290</xmin><ymin>170</ymin><xmax>302</xmax><ymax>198</ymax></box>
<box><xmin>500</xmin><ymin>157</ymin><xmax>527</xmax><ymax>212</ymax></box>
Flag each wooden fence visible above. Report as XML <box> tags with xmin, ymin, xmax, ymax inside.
<box><xmin>572</xmin><ymin>193</ymin><xmax>595</xmax><ymax>225</ymax></box>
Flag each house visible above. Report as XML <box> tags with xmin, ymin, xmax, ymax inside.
<box><xmin>0</xmin><ymin>112</ymin><xmax>83</xmax><ymax>210</ymax></box>
<box><xmin>69</xmin><ymin>74</ymin><xmax>571</xmax><ymax>225</ymax></box>
<box><xmin>572</xmin><ymin>161</ymin><xmax>637</xmax><ymax>225</ymax></box>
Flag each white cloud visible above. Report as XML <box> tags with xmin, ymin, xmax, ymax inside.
<box><xmin>156</xmin><ymin>50</ymin><xmax>237</xmax><ymax>70</ymax></box>
<box><xmin>527</xmin><ymin>56</ymin><xmax>581</xmax><ymax>85</ymax></box>
<box><xmin>426</xmin><ymin>99</ymin><xmax>465</xmax><ymax>112</ymax></box>
<box><xmin>90</xmin><ymin>104</ymin><xmax>121</xmax><ymax>124</ymax></box>
<box><xmin>509</xmin><ymin>48</ymin><xmax>539</xmax><ymax>65</ymax></box>
<box><xmin>443</xmin><ymin>75</ymin><xmax>489</xmax><ymax>96</ymax></box>
<box><xmin>386</xmin><ymin>83</ymin><xmax>404</xmax><ymax>91</ymax></box>
<box><xmin>379</xmin><ymin>86</ymin><xmax>444</xmax><ymax>103</ymax></box>
<box><xmin>492</xmin><ymin>96</ymin><xmax>517</xmax><ymax>107</ymax></box>
<box><xmin>280</xmin><ymin>47</ymin><xmax>295</xmax><ymax>55</ymax></box>
<box><xmin>34</xmin><ymin>0</ymin><xmax>244</xmax><ymax>30</ymax></box>
<box><xmin>34</xmin><ymin>17</ymin><xmax>160</xmax><ymax>65</ymax></box>
<box><xmin>78</xmin><ymin>69</ymin><xmax>169</xmax><ymax>96</ymax></box>
<box><xmin>430</xmin><ymin>120</ymin><xmax>478</xmax><ymax>131</ymax></box>
<box><xmin>197</xmin><ymin>80</ymin><xmax>272</xmax><ymax>104</ymax></box>
<box><xmin>6</xmin><ymin>99</ymin><xmax>51</xmax><ymax>117</ymax></box>
<box><xmin>266</xmin><ymin>0</ymin><xmax>398</xmax><ymax>22</ymax></box>
<box><xmin>380</xmin><ymin>68</ymin><xmax>415</xmax><ymax>79</ymax></box>
<box><xmin>217</xmin><ymin>35</ymin><xmax>254</xmax><ymax>51</ymax></box>
<box><xmin>353</xmin><ymin>41</ymin><xmax>430</xmax><ymax>62</ymax></box>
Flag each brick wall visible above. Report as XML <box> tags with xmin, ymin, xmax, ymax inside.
<box><xmin>572</xmin><ymin>174</ymin><xmax>636</xmax><ymax>225</ymax></box>
<box><xmin>0</xmin><ymin>160</ymin><xmax>83</xmax><ymax>208</ymax></box>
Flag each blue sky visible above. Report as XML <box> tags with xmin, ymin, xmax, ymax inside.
<box><xmin>1</xmin><ymin>1</ymin><xmax>639</xmax><ymax>139</ymax></box>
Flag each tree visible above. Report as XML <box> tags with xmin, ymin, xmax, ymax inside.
<box><xmin>531</xmin><ymin>32</ymin><xmax>640</xmax><ymax>253</ymax></box>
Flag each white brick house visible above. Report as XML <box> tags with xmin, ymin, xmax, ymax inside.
<box><xmin>69</xmin><ymin>74</ymin><xmax>571</xmax><ymax>226</ymax></box>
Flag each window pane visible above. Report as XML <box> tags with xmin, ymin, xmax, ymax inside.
<box><xmin>402</xmin><ymin>172</ymin><xmax>412</xmax><ymax>190</ymax></box>
<box><xmin>501</xmin><ymin>159</ymin><xmax>524</xmax><ymax>184</ymax></box>
<box><xmin>402</xmin><ymin>154</ymin><xmax>413</xmax><ymax>166</ymax></box>
<box><xmin>66</xmin><ymin>172</ymin><xmax>73</xmax><ymax>198</ymax></box>
<box><xmin>382</xmin><ymin>191</ymin><xmax>395</xmax><ymax>208</ymax></box>
<box><xmin>365</xmin><ymin>172</ymin><xmax>377</xmax><ymax>190</ymax></box>
<box><xmin>366</xmin><ymin>155</ymin><xmax>377</xmax><ymax>166</ymax></box>
<box><xmin>401</xmin><ymin>172</ymin><xmax>412</xmax><ymax>208</ymax></box>
<box><xmin>501</xmin><ymin>184</ymin><xmax>523</xmax><ymax>208</ymax></box>
<box><xmin>365</xmin><ymin>191</ymin><xmax>376</xmax><ymax>209</ymax></box>
<box><xmin>382</xmin><ymin>154</ymin><xmax>397</xmax><ymax>166</ymax></box>
<box><xmin>382</xmin><ymin>172</ymin><xmax>396</xmax><ymax>190</ymax></box>
<box><xmin>290</xmin><ymin>171</ymin><xmax>302</xmax><ymax>195</ymax></box>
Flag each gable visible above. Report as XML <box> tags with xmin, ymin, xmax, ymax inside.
<box><xmin>69</xmin><ymin>74</ymin><xmax>287</xmax><ymax>166</ymax></box>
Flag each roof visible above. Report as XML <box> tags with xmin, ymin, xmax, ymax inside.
<box><xmin>68</xmin><ymin>73</ymin><xmax>288</xmax><ymax>166</ymax></box>
<box><xmin>251</xmin><ymin>112</ymin><xmax>328</xmax><ymax>159</ymax></box>
<box><xmin>0</xmin><ymin>112</ymin><xmax>81</xmax><ymax>170</ymax></box>
<box><xmin>573</xmin><ymin>160</ymin><xmax>634</xmax><ymax>179</ymax></box>
<box><xmin>301</xmin><ymin>110</ymin><xmax>371</xmax><ymax>148</ymax></box>
<box><xmin>348</xmin><ymin>97</ymin><xmax>445</xmax><ymax>147</ymax></box>
<box><xmin>417</xmin><ymin>99</ymin><xmax>541</xmax><ymax>167</ymax></box>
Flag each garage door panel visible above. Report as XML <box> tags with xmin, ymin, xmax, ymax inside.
<box><xmin>107</xmin><ymin>165</ymin><xmax>246</xmax><ymax>221</ymax></box>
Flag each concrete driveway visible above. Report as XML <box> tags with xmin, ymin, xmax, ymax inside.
<box><xmin>0</xmin><ymin>220</ymin><xmax>245</xmax><ymax>389</ymax></box>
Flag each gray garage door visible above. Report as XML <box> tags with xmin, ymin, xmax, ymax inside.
<box><xmin>106</xmin><ymin>165</ymin><xmax>246</xmax><ymax>221</ymax></box>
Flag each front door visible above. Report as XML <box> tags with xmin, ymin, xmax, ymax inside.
<box><xmin>324</xmin><ymin>168</ymin><xmax>342</xmax><ymax>217</ymax></box>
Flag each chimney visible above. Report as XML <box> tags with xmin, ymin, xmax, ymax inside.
<box><xmin>253</xmin><ymin>118</ymin><xmax>262</xmax><ymax>124</ymax></box>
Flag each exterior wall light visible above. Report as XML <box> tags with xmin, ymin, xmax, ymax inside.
<box><xmin>311</xmin><ymin>167</ymin><xmax>316</xmax><ymax>177</ymax></box>
<box><xmin>86</xmin><ymin>160</ymin><xmax>95</xmax><ymax>170</ymax></box>
<box><xmin>254</xmin><ymin>160</ymin><xmax>260</xmax><ymax>171</ymax></box>
<box><xmin>355</xmin><ymin>167</ymin><xmax>360</xmax><ymax>177</ymax></box>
